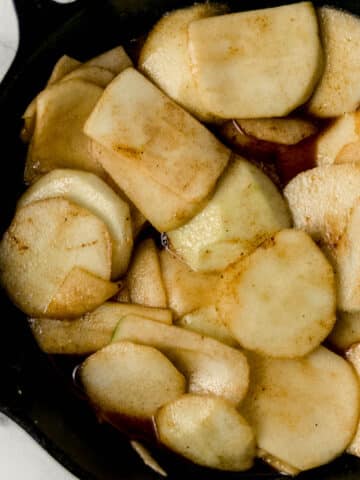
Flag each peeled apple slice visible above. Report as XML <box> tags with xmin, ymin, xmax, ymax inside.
<box><xmin>126</xmin><ymin>239</ymin><xmax>167</xmax><ymax>308</ymax></box>
<box><xmin>155</xmin><ymin>394</ymin><xmax>255</xmax><ymax>471</ymax></box>
<box><xmin>139</xmin><ymin>3</ymin><xmax>227</xmax><ymax>122</ymax></box>
<box><xmin>24</xmin><ymin>79</ymin><xmax>105</xmax><ymax>184</ymax></box>
<box><xmin>284</xmin><ymin>164</ymin><xmax>360</xmax><ymax>246</ymax></box>
<box><xmin>328</xmin><ymin>311</ymin><xmax>360</xmax><ymax>351</ymax></box>
<box><xmin>241</xmin><ymin>347</ymin><xmax>360</xmax><ymax>471</ymax></box>
<box><xmin>0</xmin><ymin>197</ymin><xmax>112</xmax><ymax>317</ymax></box>
<box><xmin>112</xmin><ymin>314</ymin><xmax>249</xmax><ymax>405</ymax></box>
<box><xmin>167</xmin><ymin>156</ymin><xmax>291</xmax><ymax>272</ymax></box>
<box><xmin>159</xmin><ymin>249</ymin><xmax>219</xmax><ymax>318</ymax></box>
<box><xmin>18</xmin><ymin>169</ymin><xmax>133</xmax><ymax>279</ymax></box>
<box><xmin>188</xmin><ymin>2</ymin><xmax>323</xmax><ymax>118</ymax></box>
<box><xmin>84</xmin><ymin>68</ymin><xmax>230</xmax><ymax>230</ymax></box>
<box><xmin>345</xmin><ymin>343</ymin><xmax>360</xmax><ymax>457</ymax></box>
<box><xmin>308</xmin><ymin>7</ymin><xmax>360</xmax><ymax>117</ymax></box>
<box><xmin>30</xmin><ymin>302</ymin><xmax>172</xmax><ymax>355</ymax></box>
<box><xmin>80</xmin><ymin>342</ymin><xmax>185</xmax><ymax>422</ymax></box>
<box><xmin>217</xmin><ymin>229</ymin><xmax>336</xmax><ymax>358</ymax></box>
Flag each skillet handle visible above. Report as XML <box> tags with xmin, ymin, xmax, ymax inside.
<box><xmin>11</xmin><ymin>0</ymin><xmax>87</xmax><ymax>65</ymax></box>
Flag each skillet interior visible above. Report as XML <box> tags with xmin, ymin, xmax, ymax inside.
<box><xmin>1</xmin><ymin>0</ymin><xmax>360</xmax><ymax>478</ymax></box>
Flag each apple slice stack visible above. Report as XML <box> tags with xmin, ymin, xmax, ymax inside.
<box><xmin>3</xmin><ymin>1</ymin><xmax>360</xmax><ymax>476</ymax></box>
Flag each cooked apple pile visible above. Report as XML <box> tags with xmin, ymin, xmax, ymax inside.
<box><xmin>3</xmin><ymin>1</ymin><xmax>360</xmax><ymax>475</ymax></box>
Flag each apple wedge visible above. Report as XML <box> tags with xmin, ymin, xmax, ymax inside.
<box><xmin>284</xmin><ymin>164</ymin><xmax>360</xmax><ymax>246</ymax></box>
<box><xmin>127</xmin><ymin>239</ymin><xmax>167</xmax><ymax>308</ymax></box>
<box><xmin>241</xmin><ymin>347</ymin><xmax>360</xmax><ymax>471</ymax></box>
<box><xmin>0</xmin><ymin>197</ymin><xmax>112</xmax><ymax>317</ymax></box>
<box><xmin>167</xmin><ymin>156</ymin><xmax>291</xmax><ymax>272</ymax></box>
<box><xmin>139</xmin><ymin>3</ymin><xmax>227</xmax><ymax>122</ymax></box>
<box><xmin>84</xmin><ymin>68</ymin><xmax>230</xmax><ymax>231</ymax></box>
<box><xmin>80</xmin><ymin>342</ymin><xmax>185</xmax><ymax>425</ymax></box>
<box><xmin>345</xmin><ymin>343</ymin><xmax>360</xmax><ymax>457</ymax></box>
<box><xmin>159</xmin><ymin>249</ymin><xmax>219</xmax><ymax>318</ymax></box>
<box><xmin>112</xmin><ymin>314</ymin><xmax>249</xmax><ymax>405</ymax></box>
<box><xmin>217</xmin><ymin>230</ymin><xmax>336</xmax><ymax>358</ymax></box>
<box><xmin>155</xmin><ymin>394</ymin><xmax>255</xmax><ymax>471</ymax></box>
<box><xmin>24</xmin><ymin>79</ymin><xmax>106</xmax><ymax>184</ymax></box>
<box><xmin>188</xmin><ymin>2</ymin><xmax>323</xmax><ymax>118</ymax></box>
<box><xmin>235</xmin><ymin>117</ymin><xmax>318</xmax><ymax>146</ymax></box>
<box><xmin>17</xmin><ymin>169</ymin><xmax>133</xmax><ymax>279</ymax></box>
<box><xmin>30</xmin><ymin>302</ymin><xmax>172</xmax><ymax>355</ymax></box>
<box><xmin>328</xmin><ymin>312</ymin><xmax>360</xmax><ymax>351</ymax></box>
<box><xmin>177</xmin><ymin>306</ymin><xmax>236</xmax><ymax>347</ymax></box>
<box><xmin>308</xmin><ymin>7</ymin><xmax>360</xmax><ymax>117</ymax></box>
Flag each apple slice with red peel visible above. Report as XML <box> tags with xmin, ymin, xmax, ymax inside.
<box><xmin>155</xmin><ymin>394</ymin><xmax>255</xmax><ymax>471</ymax></box>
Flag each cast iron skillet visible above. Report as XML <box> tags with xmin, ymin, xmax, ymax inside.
<box><xmin>1</xmin><ymin>0</ymin><xmax>360</xmax><ymax>478</ymax></box>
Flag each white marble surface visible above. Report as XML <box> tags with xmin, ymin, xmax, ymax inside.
<box><xmin>0</xmin><ymin>1</ymin><xmax>78</xmax><ymax>478</ymax></box>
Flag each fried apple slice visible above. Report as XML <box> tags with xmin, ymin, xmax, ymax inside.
<box><xmin>80</xmin><ymin>342</ymin><xmax>185</xmax><ymax>423</ymax></box>
<box><xmin>345</xmin><ymin>343</ymin><xmax>360</xmax><ymax>457</ymax></box>
<box><xmin>112</xmin><ymin>314</ymin><xmax>249</xmax><ymax>405</ymax></box>
<box><xmin>45</xmin><ymin>267</ymin><xmax>118</xmax><ymax>318</ymax></box>
<box><xmin>156</xmin><ymin>394</ymin><xmax>255</xmax><ymax>471</ymax></box>
<box><xmin>284</xmin><ymin>164</ymin><xmax>360</xmax><ymax>246</ymax></box>
<box><xmin>84</xmin><ymin>46</ymin><xmax>132</xmax><ymax>74</ymax></box>
<box><xmin>139</xmin><ymin>3</ymin><xmax>227</xmax><ymax>122</ymax></box>
<box><xmin>308</xmin><ymin>7</ymin><xmax>360</xmax><ymax>117</ymax></box>
<box><xmin>25</xmin><ymin>80</ymin><xmax>105</xmax><ymax>184</ymax></box>
<box><xmin>30</xmin><ymin>302</ymin><xmax>172</xmax><ymax>355</ymax></box>
<box><xmin>217</xmin><ymin>230</ymin><xmax>336</xmax><ymax>358</ymax></box>
<box><xmin>0</xmin><ymin>197</ymin><xmax>112</xmax><ymax>317</ymax></box>
<box><xmin>331</xmin><ymin>200</ymin><xmax>360</xmax><ymax>311</ymax></box>
<box><xmin>159</xmin><ymin>249</ymin><xmax>219</xmax><ymax>318</ymax></box>
<box><xmin>257</xmin><ymin>449</ymin><xmax>300</xmax><ymax>476</ymax></box>
<box><xmin>328</xmin><ymin>311</ymin><xmax>360</xmax><ymax>351</ymax></box>
<box><xmin>188</xmin><ymin>2</ymin><xmax>322</xmax><ymax>118</ymax></box>
<box><xmin>177</xmin><ymin>306</ymin><xmax>236</xmax><ymax>347</ymax></box>
<box><xmin>21</xmin><ymin>55</ymin><xmax>81</xmax><ymax>142</ymax></box>
<box><xmin>89</xmin><ymin>141</ymin><xmax>204</xmax><ymax>232</ymax></box>
<box><xmin>241</xmin><ymin>347</ymin><xmax>360</xmax><ymax>471</ymax></box>
<box><xmin>18</xmin><ymin>169</ymin><xmax>133</xmax><ymax>279</ymax></box>
<box><xmin>127</xmin><ymin>239</ymin><xmax>167</xmax><ymax>308</ymax></box>
<box><xmin>235</xmin><ymin>117</ymin><xmax>318</xmax><ymax>146</ymax></box>
<box><xmin>167</xmin><ymin>156</ymin><xmax>291</xmax><ymax>272</ymax></box>
<box><xmin>84</xmin><ymin>68</ymin><xmax>229</xmax><ymax>230</ymax></box>
<box><xmin>60</xmin><ymin>66</ymin><xmax>115</xmax><ymax>88</ymax></box>
<box><xmin>315</xmin><ymin>113</ymin><xmax>359</xmax><ymax>166</ymax></box>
